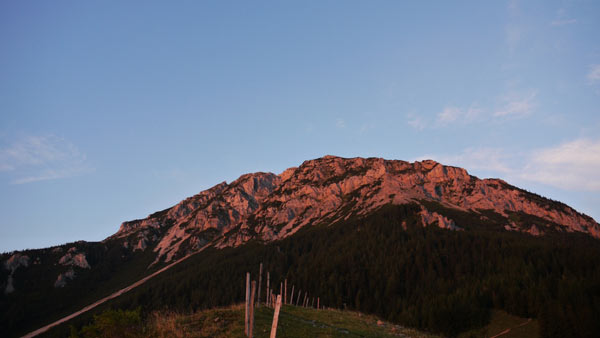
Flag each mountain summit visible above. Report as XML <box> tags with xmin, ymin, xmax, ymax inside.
<box><xmin>112</xmin><ymin>155</ymin><xmax>599</xmax><ymax>264</ymax></box>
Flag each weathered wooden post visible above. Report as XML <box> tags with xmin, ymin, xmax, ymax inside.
<box><xmin>249</xmin><ymin>280</ymin><xmax>256</xmax><ymax>338</ymax></box>
<box><xmin>284</xmin><ymin>279</ymin><xmax>287</xmax><ymax>304</ymax></box>
<box><xmin>270</xmin><ymin>294</ymin><xmax>282</xmax><ymax>338</ymax></box>
<box><xmin>245</xmin><ymin>272</ymin><xmax>250</xmax><ymax>336</ymax></box>
<box><xmin>317</xmin><ymin>297</ymin><xmax>320</xmax><ymax>310</ymax></box>
<box><xmin>257</xmin><ymin>263</ymin><xmax>263</xmax><ymax>307</ymax></box>
<box><xmin>290</xmin><ymin>285</ymin><xmax>295</xmax><ymax>306</ymax></box>
<box><xmin>303</xmin><ymin>291</ymin><xmax>308</xmax><ymax>308</ymax></box>
<box><xmin>296</xmin><ymin>289</ymin><xmax>302</xmax><ymax>306</ymax></box>
<box><xmin>280</xmin><ymin>282</ymin><xmax>283</xmax><ymax>301</ymax></box>
<box><xmin>266</xmin><ymin>272</ymin><xmax>270</xmax><ymax>306</ymax></box>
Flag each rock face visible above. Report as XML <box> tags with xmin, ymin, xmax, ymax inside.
<box><xmin>3</xmin><ymin>253</ymin><xmax>30</xmax><ymax>294</ymax></box>
<box><xmin>58</xmin><ymin>247</ymin><xmax>90</xmax><ymax>269</ymax></box>
<box><xmin>54</xmin><ymin>269</ymin><xmax>75</xmax><ymax>288</ymax></box>
<box><xmin>110</xmin><ymin>156</ymin><xmax>599</xmax><ymax>264</ymax></box>
<box><xmin>420</xmin><ymin>208</ymin><xmax>461</xmax><ymax>231</ymax></box>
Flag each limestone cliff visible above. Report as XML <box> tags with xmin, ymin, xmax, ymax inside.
<box><xmin>110</xmin><ymin>156</ymin><xmax>599</xmax><ymax>263</ymax></box>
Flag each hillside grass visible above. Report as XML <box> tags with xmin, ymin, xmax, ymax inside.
<box><xmin>148</xmin><ymin>303</ymin><xmax>440</xmax><ymax>338</ymax></box>
<box><xmin>458</xmin><ymin>310</ymin><xmax>538</xmax><ymax>338</ymax></box>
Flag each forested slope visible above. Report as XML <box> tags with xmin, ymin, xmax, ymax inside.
<box><xmin>41</xmin><ymin>203</ymin><xmax>600</xmax><ymax>338</ymax></box>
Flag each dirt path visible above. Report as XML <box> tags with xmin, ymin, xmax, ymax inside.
<box><xmin>22</xmin><ymin>245</ymin><xmax>210</xmax><ymax>338</ymax></box>
<box><xmin>489</xmin><ymin>318</ymin><xmax>532</xmax><ymax>338</ymax></box>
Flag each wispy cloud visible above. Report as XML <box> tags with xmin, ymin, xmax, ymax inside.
<box><xmin>520</xmin><ymin>139</ymin><xmax>600</xmax><ymax>191</ymax></box>
<box><xmin>0</xmin><ymin>134</ymin><xmax>92</xmax><ymax>184</ymax></box>
<box><xmin>406</xmin><ymin>89</ymin><xmax>536</xmax><ymax>131</ymax></box>
<box><xmin>505</xmin><ymin>24</ymin><xmax>521</xmax><ymax>56</ymax></box>
<box><xmin>505</xmin><ymin>0</ymin><xmax>522</xmax><ymax>56</ymax></box>
<box><xmin>416</xmin><ymin>148</ymin><xmax>514</xmax><ymax>174</ymax></box>
<box><xmin>507</xmin><ymin>0</ymin><xmax>519</xmax><ymax>15</ymax></box>
<box><xmin>588</xmin><ymin>64</ymin><xmax>600</xmax><ymax>83</ymax></box>
<box><xmin>417</xmin><ymin>138</ymin><xmax>600</xmax><ymax>192</ymax></box>
<box><xmin>493</xmin><ymin>90</ymin><xmax>537</xmax><ymax>118</ymax></box>
<box><xmin>551</xmin><ymin>18</ymin><xmax>577</xmax><ymax>26</ymax></box>
<box><xmin>406</xmin><ymin>113</ymin><xmax>427</xmax><ymax>131</ymax></box>
<box><xmin>551</xmin><ymin>8</ymin><xmax>577</xmax><ymax>27</ymax></box>
<box><xmin>335</xmin><ymin>118</ymin><xmax>346</xmax><ymax>129</ymax></box>
<box><xmin>359</xmin><ymin>123</ymin><xmax>375</xmax><ymax>135</ymax></box>
<box><xmin>436</xmin><ymin>105</ymin><xmax>481</xmax><ymax>125</ymax></box>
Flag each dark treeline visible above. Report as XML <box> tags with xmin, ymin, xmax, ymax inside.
<box><xmin>44</xmin><ymin>203</ymin><xmax>600</xmax><ymax>338</ymax></box>
<box><xmin>0</xmin><ymin>241</ymin><xmax>159</xmax><ymax>338</ymax></box>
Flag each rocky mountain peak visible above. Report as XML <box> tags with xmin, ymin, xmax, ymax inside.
<box><xmin>107</xmin><ymin>155</ymin><xmax>598</xmax><ymax>264</ymax></box>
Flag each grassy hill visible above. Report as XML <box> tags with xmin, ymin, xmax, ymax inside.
<box><xmin>69</xmin><ymin>303</ymin><xmax>539</xmax><ymax>337</ymax></box>
<box><xmin>71</xmin><ymin>303</ymin><xmax>440</xmax><ymax>338</ymax></box>
<box><xmin>459</xmin><ymin>310</ymin><xmax>538</xmax><ymax>338</ymax></box>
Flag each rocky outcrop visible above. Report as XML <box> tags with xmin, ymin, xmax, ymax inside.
<box><xmin>4</xmin><ymin>253</ymin><xmax>30</xmax><ymax>272</ymax></box>
<box><xmin>58</xmin><ymin>248</ymin><xmax>90</xmax><ymax>269</ymax></box>
<box><xmin>3</xmin><ymin>253</ymin><xmax>30</xmax><ymax>294</ymax></box>
<box><xmin>54</xmin><ymin>269</ymin><xmax>75</xmax><ymax>288</ymax></box>
<box><xmin>107</xmin><ymin>156</ymin><xmax>600</xmax><ymax>263</ymax></box>
<box><xmin>420</xmin><ymin>208</ymin><xmax>462</xmax><ymax>231</ymax></box>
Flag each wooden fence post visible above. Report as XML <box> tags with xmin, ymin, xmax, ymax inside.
<box><xmin>303</xmin><ymin>291</ymin><xmax>308</xmax><ymax>308</ymax></box>
<box><xmin>317</xmin><ymin>297</ymin><xmax>320</xmax><ymax>310</ymax></box>
<box><xmin>266</xmin><ymin>272</ymin><xmax>270</xmax><ymax>306</ymax></box>
<box><xmin>270</xmin><ymin>294</ymin><xmax>282</xmax><ymax>338</ymax></box>
<box><xmin>296</xmin><ymin>289</ymin><xmax>302</xmax><ymax>306</ymax></box>
<box><xmin>249</xmin><ymin>281</ymin><xmax>256</xmax><ymax>338</ymax></box>
<box><xmin>257</xmin><ymin>263</ymin><xmax>263</xmax><ymax>307</ymax></box>
<box><xmin>284</xmin><ymin>279</ymin><xmax>287</xmax><ymax>305</ymax></box>
<box><xmin>290</xmin><ymin>285</ymin><xmax>295</xmax><ymax>306</ymax></box>
<box><xmin>245</xmin><ymin>272</ymin><xmax>250</xmax><ymax>336</ymax></box>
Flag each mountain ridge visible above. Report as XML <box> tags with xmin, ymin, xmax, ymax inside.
<box><xmin>109</xmin><ymin>155</ymin><xmax>599</xmax><ymax>265</ymax></box>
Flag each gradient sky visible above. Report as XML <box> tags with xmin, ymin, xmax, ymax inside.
<box><xmin>1</xmin><ymin>1</ymin><xmax>599</xmax><ymax>252</ymax></box>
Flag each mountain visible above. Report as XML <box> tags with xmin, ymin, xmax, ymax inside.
<box><xmin>112</xmin><ymin>155</ymin><xmax>598</xmax><ymax>265</ymax></box>
<box><xmin>2</xmin><ymin>155</ymin><xmax>600</xmax><ymax>338</ymax></box>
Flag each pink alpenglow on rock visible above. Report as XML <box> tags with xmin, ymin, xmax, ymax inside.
<box><xmin>106</xmin><ymin>156</ymin><xmax>599</xmax><ymax>264</ymax></box>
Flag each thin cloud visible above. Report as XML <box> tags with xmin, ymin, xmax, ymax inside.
<box><xmin>437</xmin><ymin>107</ymin><xmax>462</xmax><ymax>123</ymax></box>
<box><xmin>335</xmin><ymin>118</ymin><xmax>346</xmax><ymax>129</ymax></box>
<box><xmin>551</xmin><ymin>18</ymin><xmax>577</xmax><ymax>26</ymax></box>
<box><xmin>418</xmin><ymin>138</ymin><xmax>600</xmax><ymax>192</ymax></box>
<box><xmin>493</xmin><ymin>91</ymin><xmax>537</xmax><ymax>118</ymax></box>
<box><xmin>0</xmin><ymin>134</ymin><xmax>92</xmax><ymax>184</ymax></box>
<box><xmin>417</xmin><ymin>148</ymin><xmax>514</xmax><ymax>174</ymax></box>
<box><xmin>508</xmin><ymin>0</ymin><xmax>519</xmax><ymax>16</ymax></box>
<box><xmin>505</xmin><ymin>0</ymin><xmax>522</xmax><ymax>56</ymax></box>
<box><xmin>406</xmin><ymin>114</ymin><xmax>427</xmax><ymax>131</ymax></box>
<box><xmin>551</xmin><ymin>8</ymin><xmax>577</xmax><ymax>27</ymax></box>
<box><xmin>520</xmin><ymin>139</ymin><xmax>600</xmax><ymax>191</ymax></box>
<box><xmin>505</xmin><ymin>24</ymin><xmax>521</xmax><ymax>55</ymax></box>
<box><xmin>436</xmin><ymin>105</ymin><xmax>481</xmax><ymax>125</ymax></box>
<box><xmin>588</xmin><ymin>64</ymin><xmax>600</xmax><ymax>83</ymax></box>
<box><xmin>407</xmin><ymin>90</ymin><xmax>537</xmax><ymax>130</ymax></box>
<box><xmin>359</xmin><ymin>123</ymin><xmax>375</xmax><ymax>135</ymax></box>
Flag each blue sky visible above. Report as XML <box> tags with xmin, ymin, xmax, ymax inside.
<box><xmin>1</xmin><ymin>1</ymin><xmax>599</xmax><ymax>252</ymax></box>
